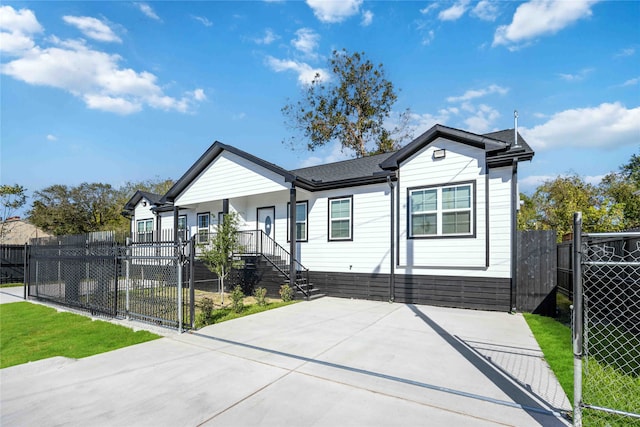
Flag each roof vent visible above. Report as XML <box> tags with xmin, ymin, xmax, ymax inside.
<box><xmin>513</xmin><ymin>110</ymin><xmax>519</xmax><ymax>148</ymax></box>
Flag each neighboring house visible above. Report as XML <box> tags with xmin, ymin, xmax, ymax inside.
<box><xmin>0</xmin><ymin>218</ymin><xmax>52</xmax><ymax>245</ymax></box>
<box><xmin>124</xmin><ymin>124</ymin><xmax>534</xmax><ymax>311</ymax></box>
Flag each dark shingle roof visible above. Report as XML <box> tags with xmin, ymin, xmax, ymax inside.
<box><xmin>291</xmin><ymin>151</ymin><xmax>394</xmax><ymax>183</ymax></box>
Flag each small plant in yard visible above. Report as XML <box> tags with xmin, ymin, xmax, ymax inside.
<box><xmin>230</xmin><ymin>285</ymin><xmax>244</xmax><ymax>313</ymax></box>
<box><xmin>279</xmin><ymin>284</ymin><xmax>293</xmax><ymax>302</ymax></box>
<box><xmin>196</xmin><ymin>296</ymin><xmax>215</xmax><ymax>327</ymax></box>
<box><xmin>253</xmin><ymin>287</ymin><xmax>268</xmax><ymax>306</ymax></box>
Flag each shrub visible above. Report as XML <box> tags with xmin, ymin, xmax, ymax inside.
<box><xmin>196</xmin><ymin>296</ymin><xmax>215</xmax><ymax>328</ymax></box>
<box><xmin>279</xmin><ymin>284</ymin><xmax>293</xmax><ymax>302</ymax></box>
<box><xmin>230</xmin><ymin>285</ymin><xmax>245</xmax><ymax>313</ymax></box>
<box><xmin>254</xmin><ymin>287</ymin><xmax>268</xmax><ymax>307</ymax></box>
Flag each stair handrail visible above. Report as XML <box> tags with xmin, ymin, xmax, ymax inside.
<box><xmin>235</xmin><ymin>230</ymin><xmax>310</xmax><ymax>298</ymax></box>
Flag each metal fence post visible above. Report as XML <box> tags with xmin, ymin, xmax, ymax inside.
<box><xmin>177</xmin><ymin>238</ymin><xmax>183</xmax><ymax>334</ymax></box>
<box><xmin>189</xmin><ymin>235</ymin><xmax>195</xmax><ymax>329</ymax></box>
<box><xmin>572</xmin><ymin>211</ymin><xmax>583</xmax><ymax>427</ymax></box>
<box><xmin>125</xmin><ymin>237</ymin><xmax>131</xmax><ymax>320</ymax></box>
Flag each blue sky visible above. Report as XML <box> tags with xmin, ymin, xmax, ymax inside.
<box><xmin>1</xmin><ymin>0</ymin><xmax>638</xmax><ymax>216</ymax></box>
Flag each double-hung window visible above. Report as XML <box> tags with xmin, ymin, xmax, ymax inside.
<box><xmin>409</xmin><ymin>183</ymin><xmax>473</xmax><ymax>238</ymax></box>
<box><xmin>329</xmin><ymin>196</ymin><xmax>352</xmax><ymax>241</ymax></box>
<box><xmin>197</xmin><ymin>213</ymin><xmax>210</xmax><ymax>244</ymax></box>
<box><xmin>137</xmin><ymin>219</ymin><xmax>153</xmax><ymax>242</ymax></box>
<box><xmin>177</xmin><ymin>215</ymin><xmax>187</xmax><ymax>241</ymax></box>
<box><xmin>287</xmin><ymin>201</ymin><xmax>308</xmax><ymax>242</ymax></box>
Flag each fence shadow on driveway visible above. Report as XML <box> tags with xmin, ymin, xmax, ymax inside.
<box><xmin>406</xmin><ymin>304</ymin><xmax>569</xmax><ymax>426</ymax></box>
<box><xmin>189</xmin><ymin>305</ymin><xmax>569</xmax><ymax>426</ymax></box>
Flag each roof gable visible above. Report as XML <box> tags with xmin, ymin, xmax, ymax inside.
<box><xmin>124</xmin><ymin>190</ymin><xmax>163</xmax><ymax>212</ymax></box>
<box><xmin>380</xmin><ymin>124</ymin><xmax>534</xmax><ymax>170</ymax></box>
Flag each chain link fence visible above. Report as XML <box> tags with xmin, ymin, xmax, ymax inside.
<box><xmin>573</xmin><ymin>213</ymin><xmax>640</xmax><ymax>426</ymax></box>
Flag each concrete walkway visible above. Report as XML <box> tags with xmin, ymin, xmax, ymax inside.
<box><xmin>1</xmin><ymin>288</ymin><xmax>571</xmax><ymax>426</ymax></box>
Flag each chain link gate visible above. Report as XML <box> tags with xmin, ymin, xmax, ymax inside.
<box><xmin>27</xmin><ymin>232</ymin><xmax>194</xmax><ymax>331</ymax></box>
<box><xmin>572</xmin><ymin>212</ymin><xmax>640</xmax><ymax>426</ymax></box>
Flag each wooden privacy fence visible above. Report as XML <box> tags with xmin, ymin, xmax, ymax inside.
<box><xmin>1</xmin><ymin>244</ymin><xmax>26</xmax><ymax>284</ymax></box>
<box><xmin>516</xmin><ymin>230</ymin><xmax>557</xmax><ymax>315</ymax></box>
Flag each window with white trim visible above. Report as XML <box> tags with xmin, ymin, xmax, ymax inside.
<box><xmin>409</xmin><ymin>183</ymin><xmax>473</xmax><ymax>237</ymax></box>
<box><xmin>137</xmin><ymin>219</ymin><xmax>153</xmax><ymax>242</ymax></box>
<box><xmin>287</xmin><ymin>201</ymin><xmax>308</xmax><ymax>242</ymax></box>
<box><xmin>197</xmin><ymin>213</ymin><xmax>210</xmax><ymax>244</ymax></box>
<box><xmin>329</xmin><ymin>196</ymin><xmax>352</xmax><ymax>241</ymax></box>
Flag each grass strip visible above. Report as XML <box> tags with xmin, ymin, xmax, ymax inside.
<box><xmin>0</xmin><ymin>283</ymin><xmax>23</xmax><ymax>288</ymax></box>
<box><xmin>0</xmin><ymin>302</ymin><xmax>159</xmax><ymax>368</ymax></box>
<box><xmin>197</xmin><ymin>300</ymin><xmax>297</xmax><ymax>328</ymax></box>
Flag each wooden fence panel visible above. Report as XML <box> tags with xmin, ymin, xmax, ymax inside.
<box><xmin>517</xmin><ymin>230</ymin><xmax>557</xmax><ymax>315</ymax></box>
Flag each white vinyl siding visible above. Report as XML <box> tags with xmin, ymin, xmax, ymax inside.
<box><xmin>176</xmin><ymin>151</ymin><xmax>288</xmax><ymax>206</ymax></box>
<box><xmin>397</xmin><ymin>138</ymin><xmax>488</xmax><ymax>270</ymax></box>
<box><xmin>329</xmin><ymin>197</ymin><xmax>352</xmax><ymax>240</ymax></box>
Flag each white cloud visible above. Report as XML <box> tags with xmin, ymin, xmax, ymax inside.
<box><xmin>266</xmin><ymin>56</ymin><xmax>328</xmax><ymax>85</ymax></box>
<box><xmin>420</xmin><ymin>4</ymin><xmax>439</xmax><ymax>15</ymax></box>
<box><xmin>409</xmin><ymin>108</ymin><xmax>458</xmax><ymax>134</ymax></box>
<box><xmin>422</xmin><ymin>30</ymin><xmax>435</xmax><ymax>46</ymax></box>
<box><xmin>519</xmin><ymin>102</ymin><xmax>640</xmax><ymax>149</ymax></box>
<box><xmin>192</xmin><ymin>15</ymin><xmax>213</xmax><ymax>27</ymax></box>
<box><xmin>63</xmin><ymin>16</ymin><xmax>121</xmax><ymax>43</ymax></box>
<box><xmin>232</xmin><ymin>112</ymin><xmax>246</xmax><ymax>120</ymax></box>
<box><xmin>463</xmin><ymin>104</ymin><xmax>500</xmax><ymax>133</ymax></box>
<box><xmin>361</xmin><ymin>10</ymin><xmax>373</xmax><ymax>26</ymax></box>
<box><xmin>135</xmin><ymin>3</ymin><xmax>161</xmax><ymax>21</ymax></box>
<box><xmin>46</xmin><ymin>134</ymin><xmax>57</xmax><ymax>141</ymax></box>
<box><xmin>291</xmin><ymin>28</ymin><xmax>319</xmax><ymax>56</ymax></box>
<box><xmin>306</xmin><ymin>0</ymin><xmax>362</xmax><ymax>23</ymax></box>
<box><xmin>438</xmin><ymin>0</ymin><xmax>470</xmax><ymax>21</ymax></box>
<box><xmin>493</xmin><ymin>0</ymin><xmax>600</xmax><ymax>49</ymax></box>
<box><xmin>0</xmin><ymin>11</ymin><xmax>204</xmax><ymax>115</ymax></box>
<box><xmin>622</xmin><ymin>77</ymin><xmax>639</xmax><ymax>87</ymax></box>
<box><xmin>520</xmin><ymin>173</ymin><xmax>606</xmax><ymax>192</ymax></box>
<box><xmin>254</xmin><ymin>28</ymin><xmax>278</xmax><ymax>45</ymax></box>
<box><xmin>446</xmin><ymin>84</ymin><xmax>508</xmax><ymax>102</ymax></box>
<box><xmin>471</xmin><ymin>0</ymin><xmax>499</xmax><ymax>21</ymax></box>
<box><xmin>0</xmin><ymin>5</ymin><xmax>43</xmax><ymax>55</ymax></box>
<box><xmin>558</xmin><ymin>68</ymin><xmax>593</xmax><ymax>82</ymax></box>
<box><xmin>614</xmin><ymin>47</ymin><xmax>635</xmax><ymax>58</ymax></box>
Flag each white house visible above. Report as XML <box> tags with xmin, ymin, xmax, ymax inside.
<box><xmin>124</xmin><ymin>124</ymin><xmax>534</xmax><ymax>311</ymax></box>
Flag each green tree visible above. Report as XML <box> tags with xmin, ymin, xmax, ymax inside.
<box><xmin>282</xmin><ymin>49</ymin><xmax>412</xmax><ymax>158</ymax></box>
<box><xmin>599</xmin><ymin>151</ymin><xmax>640</xmax><ymax>229</ymax></box>
<box><xmin>517</xmin><ymin>193</ymin><xmax>541</xmax><ymax>231</ymax></box>
<box><xmin>28</xmin><ymin>183</ymin><xmax>121</xmax><ymax>235</ymax></box>
<box><xmin>0</xmin><ymin>184</ymin><xmax>27</xmax><ymax>242</ymax></box>
<box><xmin>197</xmin><ymin>212</ymin><xmax>244</xmax><ymax>304</ymax></box>
<box><xmin>529</xmin><ymin>175</ymin><xmax>624</xmax><ymax>240</ymax></box>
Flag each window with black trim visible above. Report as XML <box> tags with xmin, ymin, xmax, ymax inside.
<box><xmin>287</xmin><ymin>201</ymin><xmax>308</xmax><ymax>242</ymax></box>
<box><xmin>197</xmin><ymin>212</ymin><xmax>210</xmax><ymax>243</ymax></box>
<box><xmin>136</xmin><ymin>219</ymin><xmax>153</xmax><ymax>242</ymax></box>
<box><xmin>409</xmin><ymin>183</ymin><xmax>473</xmax><ymax>238</ymax></box>
<box><xmin>329</xmin><ymin>196</ymin><xmax>352</xmax><ymax>241</ymax></box>
<box><xmin>178</xmin><ymin>215</ymin><xmax>187</xmax><ymax>240</ymax></box>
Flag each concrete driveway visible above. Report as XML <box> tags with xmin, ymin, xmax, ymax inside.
<box><xmin>1</xmin><ymin>290</ymin><xmax>571</xmax><ymax>426</ymax></box>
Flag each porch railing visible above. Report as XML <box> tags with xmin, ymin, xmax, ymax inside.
<box><xmin>236</xmin><ymin>230</ymin><xmax>310</xmax><ymax>299</ymax></box>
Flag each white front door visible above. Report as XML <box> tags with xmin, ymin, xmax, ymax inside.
<box><xmin>257</xmin><ymin>207</ymin><xmax>275</xmax><ymax>255</ymax></box>
<box><xmin>257</xmin><ymin>207</ymin><xmax>275</xmax><ymax>239</ymax></box>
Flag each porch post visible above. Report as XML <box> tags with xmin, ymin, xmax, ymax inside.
<box><xmin>289</xmin><ymin>184</ymin><xmax>297</xmax><ymax>289</ymax></box>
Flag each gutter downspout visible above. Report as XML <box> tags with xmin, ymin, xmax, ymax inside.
<box><xmin>510</xmin><ymin>158</ymin><xmax>519</xmax><ymax>313</ymax></box>
<box><xmin>388</xmin><ymin>176</ymin><xmax>395</xmax><ymax>302</ymax></box>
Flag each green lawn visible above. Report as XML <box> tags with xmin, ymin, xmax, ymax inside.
<box><xmin>0</xmin><ymin>282</ymin><xmax>23</xmax><ymax>288</ymax></box>
<box><xmin>0</xmin><ymin>302</ymin><xmax>159</xmax><ymax>368</ymax></box>
<box><xmin>524</xmin><ymin>313</ymin><xmax>640</xmax><ymax>426</ymax></box>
